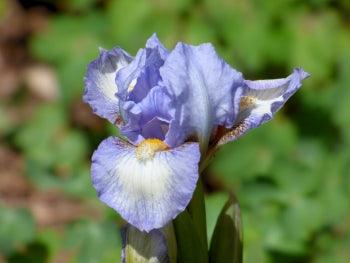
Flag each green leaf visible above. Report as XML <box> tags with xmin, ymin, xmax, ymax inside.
<box><xmin>36</xmin><ymin>229</ymin><xmax>63</xmax><ymax>262</ymax></box>
<box><xmin>15</xmin><ymin>103</ymin><xmax>88</xmax><ymax>181</ymax></box>
<box><xmin>65</xmin><ymin>220</ymin><xmax>121</xmax><ymax>263</ymax></box>
<box><xmin>209</xmin><ymin>195</ymin><xmax>243</xmax><ymax>263</ymax></box>
<box><xmin>211</xmin><ymin>119</ymin><xmax>297</xmax><ymax>185</ymax></box>
<box><xmin>161</xmin><ymin>224</ymin><xmax>177</xmax><ymax>263</ymax></box>
<box><xmin>63</xmin><ymin>0</ymin><xmax>97</xmax><ymax>11</ymax></box>
<box><xmin>0</xmin><ymin>207</ymin><xmax>36</xmax><ymax>254</ymax></box>
<box><xmin>0</xmin><ymin>0</ymin><xmax>6</xmax><ymax>19</ymax></box>
<box><xmin>314</xmin><ymin>230</ymin><xmax>350</xmax><ymax>263</ymax></box>
<box><xmin>7</xmin><ymin>241</ymin><xmax>49</xmax><ymax>263</ymax></box>
<box><xmin>0</xmin><ymin>105</ymin><xmax>13</xmax><ymax>136</ymax></box>
<box><xmin>30</xmin><ymin>13</ymin><xmax>106</xmax><ymax>101</ymax></box>
<box><xmin>205</xmin><ymin>193</ymin><xmax>227</xmax><ymax>242</ymax></box>
<box><xmin>187</xmin><ymin>179</ymin><xmax>208</xmax><ymax>251</ymax></box>
<box><xmin>174</xmin><ymin>211</ymin><xmax>208</xmax><ymax>263</ymax></box>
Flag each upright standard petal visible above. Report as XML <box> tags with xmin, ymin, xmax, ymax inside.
<box><xmin>218</xmin><ymin>68</ymin><xmax>310</xmax><ymax>145</ymax></box>
<box><xmin>116</xmin><ymin>35</ymin><xmax>172</xmax><ymax>144</ymax></box>
<box><xmin>91</xmin><ymin>137</ymin><xmax>200</xmax><ymax>232</ymax></box>
<box><xmin>83</xmin><ymin>48</ymin><xmax>132</xmax><ymax>123</ymax></box>
<box><xmin>145</xmin><ymin>33</ymin><xmax>169</xmax><ymax>60</ymax></box>
<box><xmin>160</xmin><ymin>43</ymin><xmax>244</xmax><ymax>149</ymax></box>
<box><xmin>116</xmin><ymin>34</ymin><xmax>168</xmax><ymax>103</ymax></box>
<box><xmin>121</xmin><ymin>225</ymin><xmax>170</xmax><ymax>263</ymax></box>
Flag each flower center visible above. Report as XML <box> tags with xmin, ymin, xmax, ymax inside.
<box><xmin>135</xmin><ymin>138</ymin><xmax>168</xmax><ymax>161</ymax></box>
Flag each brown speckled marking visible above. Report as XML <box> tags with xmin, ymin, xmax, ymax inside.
<box><xmin>218</xmin><ymin>121</ymin><xmax>248</xmax><ymax>146</ymax></box>
<box><xmin>114</xmin><ymin>115</ymin><xmax>124</xmax><ymax>126</ymax></box>
<box><xmin>239</xmin><ymin>96</ymin><xmax>256</xmax><ymax>110</ymax></box>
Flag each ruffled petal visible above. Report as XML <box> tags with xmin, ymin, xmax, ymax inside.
<box><xmin>121</xmin><ymin>224</ymin><xmax>169</xmax><ymax>263</ymax></box>
<box><xmin>115</xmin><ymin>34</ymin><xmax>172</xmax><ymax>144</ymax></box>
<box><xmin>145</xmin><ymin>33</ymin><xmax>168</xmax><ymax>60</ymax></box>
<box><xmin>116</xmin><ymin>34</ymin><xmax>168</xmax><ymax>103</ymax></box>
<box><xmin>83</xmin><ymin>48</ymin><xmax>132</xmax><ymax>123</ymax></box>
<box><xmin>218</xmin><ymin>68</ymin><xmax>310</xmax><ymax>145</ymax></box>
<box><xmin>160</xmin><ymin>42</ymin><xmax>244</xmax><ymax>149</ymax></box>
<box><xmin>91</xmin><ymin>137</ymin><xmax>200</xmax><ymax>232</ymax></box>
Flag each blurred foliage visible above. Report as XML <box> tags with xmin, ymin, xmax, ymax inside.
<box><xmin>1</xmin><ymin>0</ymin><xmax>350</xmax><ymax>262</ymax></box>
<box><xmin>64</xmin><ymin>220</ymin><xmax>121</xmax><ymax>263</ymax></box>
<box><xmin>0</xmin><ymin>207</ymin><xmax>36</xmax><ymax>255</ymax></box>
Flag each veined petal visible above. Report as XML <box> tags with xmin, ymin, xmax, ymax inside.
<box><xmin>218</xmin><ymin>68</ymin><xmax>310</xmax><ymax>145</ymax></box>
<box><xmin>121</xmin><ymin>225</ymin><xmax>170</xmax><ymax>263</ymax></box>
<box><xmin>116</xmin><ymin>34</ymin><xmax>168</xmax><ymax>103</ymax></box>
<box><xmin>116</xmin><ymin>34</ymin><xmax>171</xmax><ymax>144</ymax></box>
<box><xmin>91</xmin><ymin>137</ymin><xmax>200</xmax><ymax>232</ymax></box>
<box><xmin>160</xmin><ymin>42</ymin><xmax>244</xmax><ymax>149</ymax></box>
<box><xmin>83</xmin><ymin>47</ymin><xmax>132</xmax><ymax>123</ymax></box>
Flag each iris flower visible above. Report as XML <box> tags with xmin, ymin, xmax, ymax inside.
<box><xmin>83</xmin><ymin>34</ymin><xmax>309</xmax><ymax>232</ymax></box>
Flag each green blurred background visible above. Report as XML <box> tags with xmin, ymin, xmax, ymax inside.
<box><xmin>0</xmin><ymin>0</ymin><xmax>349</xmax><ymax>262</ymax></box>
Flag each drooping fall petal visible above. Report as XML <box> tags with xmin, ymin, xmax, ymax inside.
<box><xmin>91</xmin><ymin>137</ymin><xmax>200</xmax><ymax>232</ymax></box>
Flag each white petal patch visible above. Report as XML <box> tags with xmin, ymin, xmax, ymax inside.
<box><xmin>218</xmin><ymin>68</ymin><xmax>310</xmax><ymax>146</ymax></box>
<box><xmin>99</xmin><ymin>66</ymin><xmax>124</xmax><ymax>100</ymax></box>
<box><xmin>91</xmin><ymin>137</ymin><xmax>200</xmax><ymax>232</ymax></box>
<box><xmin>116</xmin><ymin>151</ymin><xmax>173</xmax><ymax>208</ymax></box>
<box><xmin>83</xmin><ymin>48</ymin><xmax>132</xmax><ymax>123</ymax></box>
<box><xmin>236</xmin><ymin>78</ymin><xmax>292</xmax><ymax>123</ymax></box>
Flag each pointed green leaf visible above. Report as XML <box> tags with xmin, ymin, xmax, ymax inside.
<box><xmin>187</xmin><ymin>179</ymin><xmax>208</xmax><ymax>250</ymax></box>
<box><xmin>174</xmin><ymin>211</ymin><xmax>208</xmax><ymax>263</ymax></box>
<box><xmin>209</xmin><ymin>195</ymin><xmax>243</xmax><ymax>263</ymax></box>
<box><xmin>161</xmin><ymin>224</ymin><xmax>177</xmax><ymax>263</ymax></box>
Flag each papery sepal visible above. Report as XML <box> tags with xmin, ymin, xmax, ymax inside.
<box><xmin>122</xmin><ymin>224</ymin><xmax>175</xmax><ymax>263</ymax></box>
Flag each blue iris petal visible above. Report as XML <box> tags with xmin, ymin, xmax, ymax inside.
<box><xmin>83</xmin><ymin>47</ymin><xmax>132</xmax><ymax>124</ymax></box>
<box><xmin>91</xmin><ymin>137</ymin><xmax>200</xmax><ymax>232</ymax></box>
<box><xmin>115</xmin><ymin>34</ymin><xmax>173</xmax><ymax>144</ymax></box>
<box><xmin>160</xmin><ymin>42</ymin><xmax>244</xmax><ymax>149</ymax></box>
<box><xmin>218</xmin><ymin>68</ymin><xmax>310</xmax><ymax>145</ymax></box>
